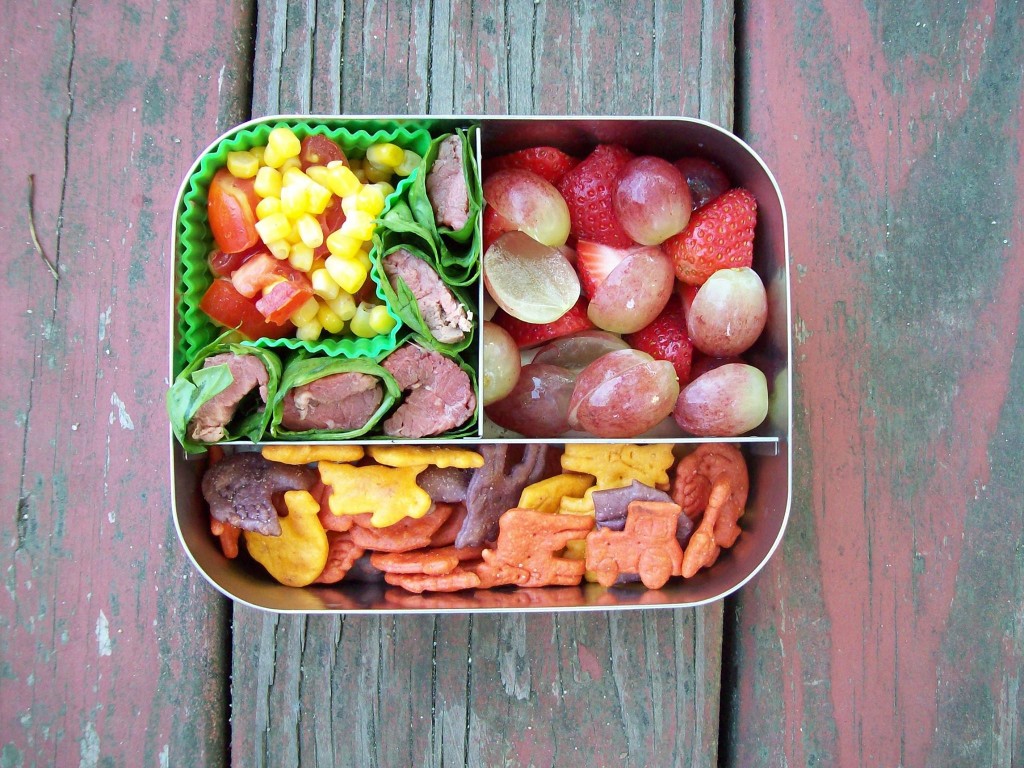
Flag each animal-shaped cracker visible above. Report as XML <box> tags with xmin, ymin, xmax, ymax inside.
<box><xmin>261</xmin><ymin>444</ymin><xmax>365</xmax><ymax>465</ymax></box>
<box><xmin>518</xmin><ymin>473</ymin><xmax>595</xmax><ymax>514</ymax></box>
<box><xmin>243</xmin><ymin>490</ymin><xmax>329</xmax><ymax>587</ymax></box>
<box><xmin>367</xmin><ymin>445</ymin><xmax>484</xmax><ymax>469</ymax></box>
<box><xmin>318</xmin><ymin>461</ymin><xmax>431</xmax><ymax>528</ymax></box>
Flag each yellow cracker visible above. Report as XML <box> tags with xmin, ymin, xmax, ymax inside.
<box><xmin>261</xmin><ymin>444</ymin><xmax>365</xmax><ymax>465</ymax></box>
<box><xmin>519</xmin><ymin>473</ymin><xmax>595</xmax><ymax>514</ymax></box>
<box><xmin>243</xmin><ymin>490</ymin><xmax>328</xmax><ymax>588</ymax></box>
<box><xmin>367</xmin><ymin>445</ymin><xmax>485</xmax><ymax>469</ymax></box>
<box><xmin>318</xmin><ymin>461</ymin><xmax>432</xmax><ymax>528</ymax></box>
<box><xmin>561</xmin><ymin>444</ymin><xmax>675</xmax><ymax>491</ymax></box>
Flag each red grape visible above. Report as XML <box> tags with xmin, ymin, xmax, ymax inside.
<box><xmin>567</xmin><ymin>349</ymin><xmax>680</xmax><ymax>438</ymax></box>
<box><xmin>673</xmin><ymin>157</ymin><xmax>731</xmax><ymax>210</ymax></box>
<box><xmin>485</xmin><ymin>363</ymin><xmax>576</xmax><ymax>437</ymax></box>
<box><xmin>673</xmin><ymin>363</ymin><xmax>768</xmax><ymax>436</ymax></box>
<box><xmin>483</xmin><ymin>169</ymin><xmax>571</xmax><ymax>247</ymax></box>
<box><xmin>530</xmin><ymin>330</ymin><xmax>630</xmax><ymax>372</ymax></box>
<box><xmin>586</xmin><ymin>246</ymin><xmax>675</xmax><ymax>333</ymax></box>
<box><xmin>686</xmin><ymin>267</ymin><xmax>767</xmax><ymax>356</ymax></box>
<box><xmin>483</xmin><ymin>231</ymin><xmax>581</xmax><ymax>323</ymax></box>
<box><xmin>482</xmin><ymin>321</ymin><xmax>521</xmax><ymax>405</ymax></box>
<box><xmin>613</xmin><ymin>156</ymin><xmax>692</xmax><ymax>245</ymax></box>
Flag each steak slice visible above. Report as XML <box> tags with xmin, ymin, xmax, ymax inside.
<box><xmin>280</xmin><ymin>371</ymin><xmax>383</xmax><ymax>432</ymax></box>
<box><xmin>426</xmin><ymin>134</ymin><xmax>470</xmax><ymax>231</ymax></box>
<box><xmin>188</xmin><ymin>353</ymin><xmax>269</xmax><ymax>443</ymax></box>
<box><xmin>383</xmin><ymin>249</ymin><xmax>472</xmax><ymax>344</ymax></box>
<box><xmin>381</xmin><ymin>344</ymin><xmax>475</xmax><ymax>438</ymax></box>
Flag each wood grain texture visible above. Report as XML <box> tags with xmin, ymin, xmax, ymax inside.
<box><xmin>0</xmin><ymin>1</ymin><xmax>253</xmax><ymax>765</ymax></box>
<box><xmin>726</xmin><ymin>1</ymin><xmax>1024</xmax><ymax>765</ymax></box>
<box><xmin>232</xmin><ymin>1</ymin><xmax>735</xmax><ymax>766</ymax></box>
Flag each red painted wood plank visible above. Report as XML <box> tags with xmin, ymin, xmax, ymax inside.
<box><xmin>229</xmin><ymin>2</ymin><xmax>735</xmax><ymax>766</ymax></box>
<box><xmin>0</xmin><ymin>0</ymin><xmax>254</xmax><ymax>764</ymax></box>
<box><xmin>727</xmin><ymin>1</ymin><xmax>1024</xmax><ymax>765</ymax></box>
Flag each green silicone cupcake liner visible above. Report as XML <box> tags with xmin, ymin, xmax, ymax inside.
<box><xmin>175</xmin><ymin>119</ymin><xmax>435</xmax><ymax>370</ymax></box>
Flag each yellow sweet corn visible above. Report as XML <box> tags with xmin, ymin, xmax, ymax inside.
<box><xmin>295</xmin><ymin>318</ymin><xmax>323</xmax><ymax>341</ymax></box>
<box><xmin>368</xmin><ymin>305</ymin><xmax>397</xmax><ymax>334</ymax></box>
<box><xmin>327</xmin><ymin>291</ymin><xmax>356</xmax><ymax>321</ymax></box>
<box><xmin>254</xmin><ymin>166</ymin><xmax>283</xmax><ymax>198</ymax></box>
<box><xmin>340</xmin><ymin>210</ymin><xmax>375</xmax><ymax>241</ymax></box>
<box><xmin>349</xmin><ymin>302</ymin><xmax>375</xmax><ymax>338</ymax></box>
<box><xmin>325</xmin><ymin>231</ymin><xmax>361</xmax><ymax>261</ymax></box>
<box><xmin>355</xmin><ymin>185</ymin><xmax>386</xmax><ymax>218</ymax></box>
<box><xmin>267</xmin><ymin>126</ymin><xmax>301</xmax><ymax>159</ymax></box>
<box><xmin>317</xmin><ymin>302</ymin><xmax>345</xmax><ymax>334</ymax></box>
<box><xmin>361</xmin><ymin>157</ymin><xmax>392</xmax><ymax>184</ymax></box>
<box><xmin>305</xmin><ymin>181</ymin><xmax>332</xmax><ymax>214</ymax></box>
<box><xmin>324</xmin><ymin>254</ymin><xmax>367</xmax><ymax>295</ymax></box>
<box><xmin>310</xmin><ymin>268</ymin><xmax>340</xmax><ymax>300</ymax></box>
<box><xmin>255</xmin><ymin>212</ymin><xmax>292</xmax><ymax>243</ymax></box>
<box><xmin>249</xmin><ymin>145</ymin><xmax>266</xmax><ymax>166</ymax></box>
<box><xmin>366</xmin><ymin>142</ymin><xmax>404</xmax><ymax>169</ymax></box>
<box><xmin>289</xmin><ymin>242</ymin><xmax>315</xmax><ymax>273</ymax></box>
<box><xmin>290</xmin><ymin>296</ymin><xmax>320</xmax><ymax>327</ymax></box>
<box><xmin>255</xmin><ymin>196</ymin><xmax>282</xmax><ymax>220</ymax></box>
<box><xmin>280</xmin><ymin>184</ymin><xmax>310</xmax><ymax>218</ymax></box>
<box><xmin>395</xmin><ymin>150</ymin><xmax>421</xmax><ymax>177</ymax></box>
<box><xmin>227</xmin><ymin>150</ymin><xmax>259</xmax><ymax>179</ymax></box>
<box><xmin>265</xmin><ymin>239</ymin><xmax>291</xmax><ymax>260</ymax></box>
<box><xmin>295</xmin><ymin>214</ymin><xmax>324</xmax><ymax>248</ymax></box>
<box><xmin>324</xmin><ymin>162</ymin><xmax>361</xmax><ymax>198</ymax></box>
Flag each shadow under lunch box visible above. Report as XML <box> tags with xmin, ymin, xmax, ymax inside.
<box><xmin>169</xmin><ymin>115</ymin><xmax>792</xmax><ymax>613</ymax></box>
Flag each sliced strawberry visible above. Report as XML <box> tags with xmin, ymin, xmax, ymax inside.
<box><xmin>493</xmin><ymin>298</ymin><xmax>594</xmax><ymax>349</ymax></box>
<box><xmin>556</xmin><ymin>144</ymin><xmax>636</xmax><ymax>247</ymax></box>
<box><xmin>663</xmin><ymin>187</ymin><xmax>757</xmax><ymax>286</ymax></box>
<box><xmin>624</xmin><ymin>294</ymin><xmax>693</xmax><ymax>383</ymax></box>
<box><xmin>575</xmin><ymin>240</ymin><xmax>633</xmax><ymax>298</ymax></box>
<box><xmin>486</xmin><ymin>146</ymin><xmax>580</xmax><ymax>185</ymax></box>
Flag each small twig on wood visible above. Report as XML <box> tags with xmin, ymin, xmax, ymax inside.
<box><xmin>28</xmin><ymin>174</ymin><xmax>59</xmax><ymax>282</ymax></box>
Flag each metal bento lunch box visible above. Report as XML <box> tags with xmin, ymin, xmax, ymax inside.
<box><xmin>168</xmin><ymin>115</ymin><xmax>791</xmax><ymax>613</ymax></box>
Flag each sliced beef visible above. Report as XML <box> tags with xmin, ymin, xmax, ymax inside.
<box><xmin>426</xmin><ymin>134</ymin><xmax>470</xmax><ymax>230</ymax></box>
<box><xmin>188</xmin><ymin>353</ymin><xmax>269</xmax><ymax>443</ymax></box>
<box><xmin>201</xmin><ymin>452</ymin><xmax>318</xmax><ymax>536</ymax></box>
<box><xmin>280</xmin><ymin>371</ymin><xmax>383</xmax><ymax>432</ymax></box>
<box><xmin>381</xmin><ymin>344</ymin><xmax>476</xmax><ymax>438</ymax></box>
<box><xmin>383</xmin><ymin>249</ymin><xmax>473</xmax><ymax>344</ymax></box>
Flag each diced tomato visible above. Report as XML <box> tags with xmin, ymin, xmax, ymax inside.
<box><xmin>207</xmin><ymin>169</ymin><xmax>260</xmax><ymax>254</ymax></box>
<box><xmin>300</xmin><ymin>134</ymin><xmax>348</xmax><ymax>169</ymax></box>
<box><xmin>313</xmin><ymin>197</ymin><xmax>346</xmax><ymax>258</ymax></box>
<box><xmin>208</xmin><ymin>243</ymin><xmax>263</xmax><ymax>278</ymax></box>
<box><xmin>256</xmin><ymin>279</ymin><xmax>315</xmax><ymax>325</ymax></box>
<box><xmin>199</xmin><ymin>279</ymin><xmax>295</xmax><ymax>340</ymax></box>
<box><xmin>230</xmin><ymin>252</ymin><xmax>308</xmax><ymax>298</ymax></box>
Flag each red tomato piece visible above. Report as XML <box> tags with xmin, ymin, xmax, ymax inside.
<box><xmin>300</xmin><ymin>134</ymin><xmax>348</xmax><ymax>169</ymax></box>
<box><xmin>207</xmin><ymin>169</ymin><xmax>260</xmax><ymax>254</ymax></box>
<box><xmin>313</xmin><ymin>197</ymin><xmax>346</xmax><ymax>258</ymax></box>
<box><xmin>255</xmin><ymin>279</ymin><xmax>315</xmax><ymax>325</ymax></box>
<box><xmin>230</xmin><ymin>252</ymin><xmax>306</xmax><ymax>298</ymax></box>
<box><xmin>208</xmin><ymin>243</ymin><xmax>263</xmax><ymax>278</ymax></box>
<box><xmin>199</xmin><ymin>279</ymin><xmax>295</xmax><ymax>340</ymax></box>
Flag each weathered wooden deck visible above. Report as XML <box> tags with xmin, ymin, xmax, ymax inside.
<box><xmin>2</xmin><ymin>1</ymin><xmax>1021</xmax><ymax>766</ymax></box>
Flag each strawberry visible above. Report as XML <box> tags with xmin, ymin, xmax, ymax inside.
<box><xmin>663</xmin><ymin>187</ymin><xmax>757</xmax><ymax>286</ymax></box>
<box><xmin>574</xmin><ymin>240</ymin><xmax>634</xmax><ymax>298</ymax></box>
<box><xmin>486</xmin><ymin>146</ymin><xmax>580</xmax><ymax>185</ymax></box>
<box><xmin>482</xmin><ymin>205</ymin><xmax>515</xmax><ymax>252</ymax></box>
<box><xmin>624</xmin><ymin>294</ymin><xmax>693</xmax><ymax>383</ymax></box>
<box><xmin>556</xmin><ymin>144</ymin><xmax>636</xmax><ymax>247</ymax></box>
<box><xmin>493</xmin><ymin>298</ymin><xmax>594</xmax><ymax>349</ymax></box>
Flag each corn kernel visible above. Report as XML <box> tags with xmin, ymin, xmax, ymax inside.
<box><xmin>268</xmin><ymin>126</ymin><xmax>302</xmax><ymax>159</ymax></box>
<box><xmin>352</xmin><ymin>165</ymin><xmax>368</xmax><ymax>184</ymax></box>
<box><xmin>281</xmin><ymin>166</ymin><xmax>311</xmax><ymax>188</ymax></box>
<box><xmin>355</xmin><ymin>185</ymin><xmax>386</xmax><ymax>218</ymax></box>
<box><xmin>369</xmin><ymin>305</ymin><xmax>398</xmax><ymax>335</ymax></box>
<box><xmin>341</xmin><ymin>194</ymin><xmax>360</xmax><ymax>218</ymax></box>
<box><xmin>371</xmin><ymin>181</ymin><xmax>395</xmax><ymax>199</ymax></box>
<box><xmin>327</xmin><ymin>291</ymin><xmax>357</xmax><ymax>321</ymax></box>
<box><xmin>362</xmin><ymin>157</ymin><xmax>393</xmax><ymax>183</ymax></box>
<box><xmin>395</xmin><ymin>150</ymin><xmax>421</xmax><ymax>177</ymax></box>
<box><xmin>356</xmin><ymin>248</ymin><xmax>372</xmax><ymax>274</ymax></box>
<box><xmin>255</xmin><ymin>212</ymin><xmax>293</xmax><ymax>243</ymax></box>
<box><xmin>254</xmin><ymin>166</ymin><xmax>283</xmax><ymax>198</ymax></box>
<box><xmin>310</xmin><ymin>268</ymin><xmax>340</xmax><ymax>300</ymax></box>
<box><xmin>306</xmin><ymin>182</ymin><xmax>332</xmax><ymax>215</ymax></box>
<box><xmin>366</xmin><ymin>142</ymin><xmax>405</xmax><ymax>169</ymax></box>
<box><xmin>325</xmin><ymin>231</ymin><xmax>362</xmax><ymax>260</ymax></box>
<box><xmin>289</xmin><ymin>242</ymin><xmax>315</xmax><ymax>272</ymax></box>
<box><xmin>280</xmin><ymin>184</ymin><xmax>310</xmax><ymax>218</ymax></box>
<box><xmin>295</xmin><ymin>214</ymin><xmax>324</xmax><ymax>248</ymax></box>
<box><xmin>286</xmin><ymin>225</ymin><xmax>304</xmax><ymax>245</ymax></box>
<box><xmin>265</xmin><ymin>239</ymin><xmax>291</xmax><ymax>260</ymax></box>
<box><xmin>340</xmin><ymin>210</ymin><xmax>375</xmax><ymax>241</ymax></box>
<box><xmin>295</xmin><ymin>318</ymin><xmax>323</xmax><ymax>341</ymax></box>
<box><xmin>227</xmin><ymin>151</ymin><xmax>259</xmax><ymax>179</ymax></box>
<box><xmin>317</xmin><ymin>303</ymin><xmax>345</xmax><ymax>334</ymax></box>
<box><xmin>349</xmin><ymin>302</ymin><xmax>376</xmax><ymax>338</ymax></box>
<box><xmin>280</xmin><ymin>156</ymin><xmax>302</xmax><ymax>173</ymax></box>
<box><xmin>262</xmin><ymin>145</ymin><xmax>285</xmax><ymax>169</ymax></box>
<box><xmin>290</xmin><ymin>296</ymin><xmax>320</xmax><ymax>327</ymax></box>
<box><xmin>249</xmin><ymin>145</ymin><xmax>266</xmax><ymax>165</ymax></box>
<box><xmin>255</xmin><ymin>196</ymin><xmax>282</xmax><ymax>220</ymax></box>
<box><xmin>305</xmin><ymin>165</ymin><xmax>331</xmax><ymax>187</ymax></box>
<box><xmin>324</xmin><ymin>162</ymin><xmax>361</xmax><ymax>198</ymax></box>
<box><xmin>324</xmin><ymin>254</ymin><xmax>368</xmax><ymax>295</ymax></box>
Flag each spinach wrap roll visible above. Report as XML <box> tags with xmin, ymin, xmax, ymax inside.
<box><xmin>168</xmin><ymin>337</ymin><xmax>282</xmax><ymax>454</ymax></box>
<box><xmin>269</xmin><ymin>354</ymin><xmax>400</xmax><ymax>439</ymax></box>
